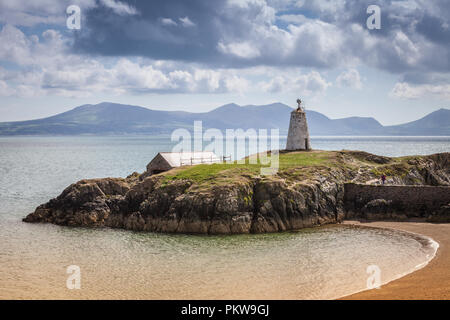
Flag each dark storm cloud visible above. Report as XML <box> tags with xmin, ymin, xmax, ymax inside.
<box><xmin>73</xmin><ymin>0</ymin><xmax>235</xmax><ymax>64</ymax></box>
<box><xmin>74</xmin><ymin>0</ymin><xmax>351</xmax><ymax>68</ymax></box>
<box><xmin>340</xmin><ymin>0</ymin><xmax>450</xmax><ymax>46</ymax></box>
<box><xmin>69</xmin><ymin>0</ymin><xmax>450</xmax><ymax>74</ymax></box>
<box><xmin>303</xmin><ymin>0</ymin><xmax>450</xmax><ymax>73</ymax></box>
<box><xmin>402</xmin><ymin>72</ymin><xmax>450</xmax><ymax>85</ymax></box>
<box><xmin>416</xmin><ymin>14</ymin><xmax>450</xmax><ymax>45</ymax></box>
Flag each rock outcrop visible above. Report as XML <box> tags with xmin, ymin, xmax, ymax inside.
<box><xmin>23</xmin><ymin>151</ymin><xmax>450</xmax><ymax>234</ymax></box>
<box><xmin>427</xmin><ymin>204</ymin><xmax>450</xmax><ymax>223</ymax></box>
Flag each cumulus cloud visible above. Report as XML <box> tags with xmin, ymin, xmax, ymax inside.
<box><xmin>3</xmin><ymin>0</ymin><xmax>449</xmax><ymax>75</ymax></box>
<box><xmin>277</xmin><ymin>14</ymin><xmax>309</xmax><ymax>25</ymax></box>
<box><xmin>390</xmin><ymin>82</ymin><xmax>450</xmax><ymax>100</ymax></box>
<box><xmin>0</xmin><ymin>0</ymin><xmax>97</xmax><ymax>26</ymax></box>
<box><xmin>160</xmin><ymin>18</ymin><xmax>177</xmax><ymax>26</ymax></box>
<box><xmin>57</xmin><ymin>0</ymin><xmax>448</xmax><ymax>77</ymax></box>
<box><xmin>0</xmin><ymin>0</ymin><xmax>136</xmax><ymax>28</ymax></box>
<box><xmin>217</xmin><ymin>41</ymin><xmax>261</xmax><ymax>59</ymax></box>
<box><xmin>0</xmin><ymin>80</ymin><xmax>15</xmax><ymax>96</ymax></box>
<box><xmin>336</xmin><ymin>69</ymin><xmax>362</xmax><ymax>89</ymax></box>
<box><xmin>260</xmin><ymin>70</ymin><xmax>330</xmax><ymax>96</ymax></box>
<box><xmin>0</xmin><ymin>25</ymin><xmax>254</xmax><ymax>97</ymax></box>
<box><xmin>0</xmin><ymin>24</ymin><xmax>68</xmax><ymax>66</ymax></box>
<box><xmin>100</xmin><ymin>0</ymin><xmax>138</xmax><ymax>15</ymax></box>
<box><xmin>179</xmin><ymin>16</ymin><xmax>195</xmax><ymax>27</ymax></box>
<box><xmin>0</xmin><ymin>21</ymin><xmax>331</xmax><ymax>99</ymax></box>
<box><xmin>1</xmin><ymin>0</ymin><xmax>450</xmax><ymax>101</ymax></box>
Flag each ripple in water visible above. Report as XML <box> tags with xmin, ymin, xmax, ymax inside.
<box><xmin>0</xmin><ymin>223</ymin><xmax>436</xmax><ymax>299</ymax></box>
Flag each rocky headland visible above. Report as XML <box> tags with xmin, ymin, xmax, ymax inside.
<box><xmin>23</xmin><ymin>150</ymin><xmax>450</xmax><ymax>234</ymax></box>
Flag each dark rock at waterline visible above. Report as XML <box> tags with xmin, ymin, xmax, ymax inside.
<box><xmin>23</xmin><ymin>151</ymin><xmax>450</xmax><ymax>234</ymax></box>
<box><xmin>359</xmin><ymin>199</ymin><xmax>408</xmax><ymax>221</ymax></box>
<box><xmin>23</xmin><ymin>176</ymin><xmax>344</xmax><ymax>233</ymax></box>
<box><xmin>427</xmin><ymin>203</ymin><xmax>450</xmax><ymax>223</ymax></box>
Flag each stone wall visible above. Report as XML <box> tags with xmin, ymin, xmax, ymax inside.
<box><xmin>344</xmin><ymin>183</ymin><xmax>450</xmax><ymax>219</ymax></box>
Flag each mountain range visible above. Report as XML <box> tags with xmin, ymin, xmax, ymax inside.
<box><xmin>0</xmin><ymin>102</ymin><xmax>449</xmax><ymax>136</ymax></box>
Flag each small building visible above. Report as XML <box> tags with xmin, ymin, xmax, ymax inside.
<box><xmin>146</xmin><ymin>151</ymin><xmax>222</xmax><ymax>175</ymax></box>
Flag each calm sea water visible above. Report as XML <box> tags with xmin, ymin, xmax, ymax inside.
<box><xmin>0</xmin><ymin>135</ymin><xmax>447</xmax><ymax>299</ymax></box>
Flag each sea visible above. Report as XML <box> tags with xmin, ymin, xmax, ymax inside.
<box><xmin>0</xmin><ymin>135</ymin><xmax>448</xmax><ymax>299</ymax></box>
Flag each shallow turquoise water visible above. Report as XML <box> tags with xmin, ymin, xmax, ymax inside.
<box><xmin>0</xmin><ymin>136</ymin><xmax>446</xmax><ymax>299</ymax></box>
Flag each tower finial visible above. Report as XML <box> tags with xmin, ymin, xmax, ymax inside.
<box><xmin>296</xmin><ymin>98</ymin><xmax>302</xmax><ymax>111</ymax></box>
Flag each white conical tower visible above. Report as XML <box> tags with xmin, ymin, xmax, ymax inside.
<box><xmin>286</xmin><ymin>99</ymin><xmax>311</xmax><ymax>151</ymax></box>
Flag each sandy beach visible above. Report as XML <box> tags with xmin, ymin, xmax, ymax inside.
<box><xmin>342</xmin><ymin>221</ymin><xmax>450</xmax><ymax>300</ymax></box>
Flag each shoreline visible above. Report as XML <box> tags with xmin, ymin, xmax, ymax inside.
<box><xmin>340</xmin><ymin>221</ymin><xmax>450</xmax><ymax>300</ymax></box>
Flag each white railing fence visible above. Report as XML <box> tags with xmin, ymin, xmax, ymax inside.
<box><xmin>179</xmin><ymin>155</ymin><xmax>231</xmax><ymax>166</ymax></box>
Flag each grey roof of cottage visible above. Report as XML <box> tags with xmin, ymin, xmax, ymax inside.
<box><xmin>157</xmin><ymin>151</ymin><xmax>221</xmax><ymax>167</ymax></box>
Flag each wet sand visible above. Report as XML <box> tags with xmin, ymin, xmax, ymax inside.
<box><xmin>342</xmin><ymin>221</ymin><xmax>450</xmax><ymax>300</ymax></box>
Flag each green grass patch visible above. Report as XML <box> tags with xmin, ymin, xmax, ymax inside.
<box><xmin>278</xmin><ymin>151</ymin><xmax>333</xmax><ymax>168</ymax></box>
<box><xmin>370</xmin><ymin>162</ymin><xmax>411</xmax><ymax>178</ymax></box>
<box><xmin>162</xmin><ymin>151</ymin><xmax>335</xmax><ymax>183</ymax></box>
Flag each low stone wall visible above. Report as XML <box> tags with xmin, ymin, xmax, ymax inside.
<box><xmin>344</xmin><ymin>183</ymin><xmax>450</xmax><ymax>220</ymax></box>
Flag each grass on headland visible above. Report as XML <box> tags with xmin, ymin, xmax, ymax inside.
<box><xmin>162</xmin><ymin>151</ymin><xmax>336</xmax><ymax>183</ymax></box>
<box><xmin>158</xmin><ymin>149</ymin><xmax>443</xmax><ymax>186</ymax></box>
<box><xmin>370</xmin><ymin>162</ymin><xmax>411</xmax><ymax>179</ymax></box>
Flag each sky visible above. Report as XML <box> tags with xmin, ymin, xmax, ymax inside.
<box><xmin>0</xmin><ymin>0</ymin><xmax>449</xmax><ymax>125</ymax></box>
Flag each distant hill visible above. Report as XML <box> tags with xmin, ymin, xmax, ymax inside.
<box><xmin>383</xmin><ymin>108</ymin><xmax>450</xmax><ymax>136</ymax></box>
<box><xmin>0</xmin><ymin>102</ymin><xmax>448</xmax><ymax>136</ymax></box>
